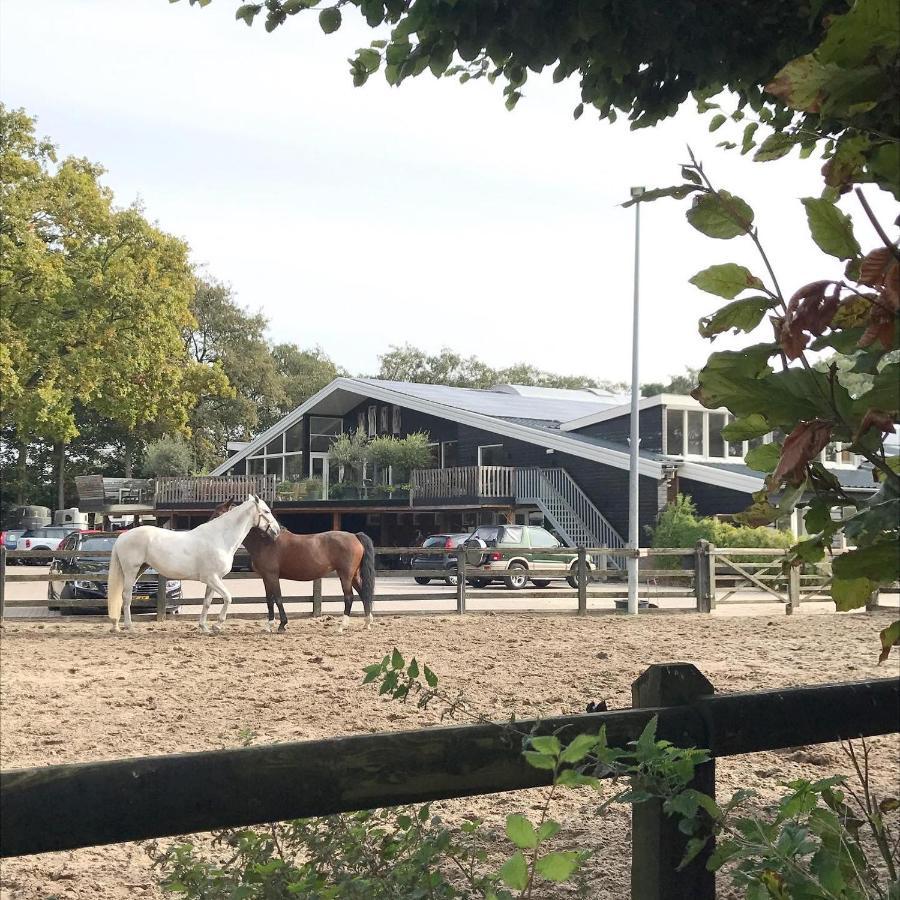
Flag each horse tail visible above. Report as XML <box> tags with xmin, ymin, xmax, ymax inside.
<box><xmin>356</xmin><ymin>532</ymin><xmax>376</xmax><ymax>615</ymax></box>
<box><xmin>107</xmin><ymin>541</ymin><xmax>125</xmax><ymax>625</ymax></box>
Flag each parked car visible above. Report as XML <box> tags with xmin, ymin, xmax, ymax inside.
<box><xmin>463</xmin><ymin>524</ymin><xmax>592</xmax><ymax>590</ymax></box>
<box><xmin>47</xmin><ymin>531</ymin><xmax>182</xmax><ymax>614</ymax></box>
<box><xmin>411</xmin><ymin>534</ymin><xmax>470</xmax><ymax>586</ymax></box>
<box><xmin>19</xmin><ymin>525</ymin><xmax>85</xmax><ymax>564</ymax></box>
<box><xmin>231</xmin><ymin>545</ymin><xmax>254</xmax><ymax>573</ymax></box>
<box><xmin>1</xmin><ymin>529</ymin><xmax>27</xmax><ymax>563</ymax></box>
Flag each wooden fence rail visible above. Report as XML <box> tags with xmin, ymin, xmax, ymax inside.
<box><xmin>1</xmin><ymin>667</ymin><xmax>897</xmax><ymax>900</ymax></box>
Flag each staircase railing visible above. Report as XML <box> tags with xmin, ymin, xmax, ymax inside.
<box><xmin>516</xmin><ymin>467</ymin><xmax>626</xmax><ymax>568</ymax></box>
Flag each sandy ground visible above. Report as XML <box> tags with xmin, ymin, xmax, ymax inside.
<box><xmin>1</xmin><ymin>609</ymin><xmax>898</xmax><ymax>899</ymax></box>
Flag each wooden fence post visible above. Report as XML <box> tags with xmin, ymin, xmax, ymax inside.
<box><xmin>707</xmin><ymin>543</ymin><xmax>717</xmax><ymax>610</ymax></box>
<box><xmin>0</xmin><ymin>546</ymin><xmax>6</xmax><ymax>621</ymax></box>
<box><xmin>694</xmin><ymin>540</ymin><xmax>711</xmax><ymax>613</ymax></box>
<box><xmin>788</xmin><ymin>566</ymin><xmax>800</xmax><ymax>615</ymax></box>
<box><xmin>456</xmin><ymin>551</ymin><xmax>466</xmax><ymax>614</ymax></box>
<box><xmin>866</xmin><ymin>588</ymin><xmax>880</xmax><ymax>612</ymax></box>
<box><xmin>312</xmin><ymin>579</ymin><xmax>322</xmax><ymax>617</ymax></box>
<box><xmin>631</xmin><ymin>663</ymin><xmax>716</xmax><ymax>900</ymax></box>
<box><xmin>577</xmin><ymin>547</ymin><xmax>587</xmax><ymax>615</ymax></box>
<box><xmin>156</xmin><ymin>572</ymin><xmax>166</xmax><ymax>623</ymax></box>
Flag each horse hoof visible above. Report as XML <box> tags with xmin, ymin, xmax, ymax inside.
<box><xmin>262</xmin><ymin>621</ymin><xmax>273</xmax><ymax>633</ymax></box>
<box><xmin>211</xmin><ymin>625</ymin><xmax>222</xmax><ymax>635</ymax></box>
<box><xmin>277</xmin><ymin>623</ymin><xmax>287</xmax><ymax>633</ymax></box>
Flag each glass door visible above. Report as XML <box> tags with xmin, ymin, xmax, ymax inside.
<box><xmin>309</xmin><ymin>453</ymin><xmax>340</xmax><ymax>500</ymax></box>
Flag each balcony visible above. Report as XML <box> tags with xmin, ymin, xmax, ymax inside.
<box><xmin>410</xmin><ymin>466</ymin><xmax>515</xmax><ymax>505</ymax></box>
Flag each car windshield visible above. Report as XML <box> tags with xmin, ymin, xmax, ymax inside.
<box><xmin>423</xmin><ymin>537</ymin><xmax>447</xmax><ymax>547</ymax></box>
<box><xmin>80</xmin><ymin>537</ymin><xmax>117</xmax><ymax>552</ymax></box>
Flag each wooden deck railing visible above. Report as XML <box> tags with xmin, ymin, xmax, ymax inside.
<box><xmin>154</xmin><ymin>475</ymin><xmax>277</xmax><ymax>506</ymax></box>
<box><xmin>410</xmin><ymin>465</ymin><xmax>515</xmax><ymax>501</ymax></box>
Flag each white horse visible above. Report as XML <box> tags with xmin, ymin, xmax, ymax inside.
<box><xmin>107</xmin><ymin>495</ymin><xmax>280</xmax><ymax>634</ymax></box>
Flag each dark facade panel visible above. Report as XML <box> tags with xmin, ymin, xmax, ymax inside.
<box><xmin>571</xmin><ymin>407</ymin><xmax>664</xmax><ymax>453</ymax></box>
<box><xmin>678</xmin><ymin>478</ymin><xmax>752</xmax><ymax>517</ymax></box>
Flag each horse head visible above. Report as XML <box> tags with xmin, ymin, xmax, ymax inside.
<box><xmin>249</xmin><ymin>494</ymin><xmax>281</xmax><ymax>538</ymax></box>
<box><xmin>211</xmin><ymin>497</ymin><xmax>237</xmax><ymax>519</ymax></box>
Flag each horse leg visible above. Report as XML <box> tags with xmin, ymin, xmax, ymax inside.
<box><xmin>121</xmin><ymin>569</ymin><xmax>138</xmax><ymax>633</ymax></box>
<box><xmin>338</xmin><ymin>572</ymin><xmax>354</xmax><ymax>634</ymax></box>
<box><xmin>210</xmin><ymin>573</ymin><xmax>233</xmax><ymax>631</ymax></box>
<box><xmin>198</xmin><ymin>584</ymin><xmax>215</xmax><ymax>634</ymax></box>
<box><xmin>353</xmin><ymin>572</ymin><xmax>373</xmax><ymax>630</ymax></box>
<box><xmin>260</xmin><ymin>573</ymin><xmax>280</xmax><ymax>633</ymax></box>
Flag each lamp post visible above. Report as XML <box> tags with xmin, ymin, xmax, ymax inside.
<box><xmin>627</xmin><ymin>186</ymin><xmax>645</xmax><ymax>616</ymax></box>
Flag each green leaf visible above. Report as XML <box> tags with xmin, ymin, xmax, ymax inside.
<box><xmin>506</xmin><ymin>814</ymin><xmax>538</xmax><ymax>849</ymax></box>
<box><xmin>699</xmin><ymin>296</ymin><xmax>775</xmax><ymax>339</ymax></box>
<box><xmin>832</xmin><ymin>576</ymin><xmax>876</xmax><ymax>611</ymax></box>
<box><xmin>801</xmin><ymin>198</ymin><xmax>861</xmax><ymax>260</ymax></box>
<box><xmin>622</xmin><ymin>184</ymin><xmax>702</xmax><ymax>207</ymax></box>
<box><xmin>833</xmin><ymin>542</ymin><xmax>899</xmax><ymax>583</ymax></box>
<box><xmin>357</xmin><ymin>48</ymin><xmax>382</xmax><ymax>73</ymax></box>
<box><xmin>753</xmin><ymin>132</ymin><xmax>796</xmax><ymax>162</ymax></box>
<box><xmin>523</xmin><ymin>751</ymin><xmax>557</xmax><ymax>770</ymax></box>
<box><xmin>362</xmin><ymin>663</ymin><xmax>383</xmax><ymax>684</ymax></box>
<box><xmin>556</xmin><ymin>769</ymin><xmax>601</xmax><ymax>788</ymax></box>
<box><xmin>745</xmin><ymin>442</ymin><xmax>780</xmax><ymax>473</ymax></box>
<box><xmin>318</xmin><ymin>6</ymin><xmax>341</xmax><ymax>33</ymax></box>
<box><xmin>681</xmin><ymin>166</ymin><xmax>702</xmax><ymax>185</ymax></box>
<box><xmin>722</xmin><ymin>414</ymin><xmax>770</xmax><ymax>441</ymax></box>
<box><xmin>235</xmin><ymin>3</ymin><xmax>262</xmax><ymax>25</ymax></box>
<box><xmin>709</xmin><ymin>113</ymin><xmax>727</xmax><ymax>131</ymax></box>
<box><xmin>686</xmin><ymin>191</ymin><xmax>754</xmax><ymax>239</ymax></box>
<box><xmin>535</xmin><ymin>851</ymin><xmax>582</xmax><ymax>882</ymax></box>
<box><xmin>497</xmin><ymin>852</ymin><xmax>528</xmax><ymax>891</ymax></box>
<box><xmin>529</xmin><ymin>735</ymin><xmax>561</xmax><ymax>756</ymax></box>
<box><xmin>536</xmin><ymin>820</ymin><xmax>561</xmax><ymax>842</ymax></box>
<box><xmin>573</xmin><ymin>103</ymin><xmax>584</xmax><ymax>120</ymax></box>
<box><xmin>855</xmin><ymin>363</ymin><xmax>900</xmax><ymax>416</ymax></box>
<box><xmin>407</xmin><ymin>658</ymin><xmax>419</xmax><ymax>680</ymax></box>
<box><xmin>559</xmin><ymin>733</ymin><xmax>599</xmax><ymax>764</ymax></box>
<box><xmin>423</xmin><ymin>665</ymin><xmax>438</xmax><ymax>688</ymax></box>
<box><xmin>690</xmin><ymin>263</ymin><xmax>765</xmax><ymax>299</ymax></box>
<box><xmin>390</xmin><ymin>647</ymin><xmax>405</xmax><ymax>670</ymax></box>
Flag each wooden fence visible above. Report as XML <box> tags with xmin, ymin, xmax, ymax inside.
<box><xmin>0</xmin><ymin>541</ymin><xmax>861</xmax><ymax>622</ymax></box>
<box><xmin>410</xmin><ymin>465</ymin><xmax>515</xmax><ymax>501</ymax></box>
<box><xmin>154</xmin><ymin>474</ymin><xmax>277</xmax><ymax>506</ymax></box>
<box><xmin>1</xmin><ymin>664</ymin><xmax>897</xmax><ymax>900</ymax></box>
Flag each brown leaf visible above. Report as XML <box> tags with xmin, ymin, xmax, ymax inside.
<box><xmin>859</xmin><ymin>247</ymin><xmax>893</xmax><ymax>288</ymax></box>
<box><xmin>780</xmin><ymin>281</ymin><xmax>841</xmax><ymax>358</ymax></box>
<box><xmin>855</xmin><ymin>409</ymin><xmax>896</xmax><ymax>443</ymax></box>
<box><xmin>773</xmin><ymin>420</ymin><xmax>834</xmax><ymax>485</ymax></box>
<box><xmin>859</xmin><ymin>300</ymin><xmax>896</xmax><ymax>350</ymax></box>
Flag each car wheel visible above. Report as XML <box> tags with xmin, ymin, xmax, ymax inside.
<box><xmin>445</xmin><ymin>573</ymin><xmax>458</xmax><ymax>587</ymax></box>
<box><xmin>53</xmin><ymin>583</ymin><xmax>76</xmax><ymax>614</ymax></box>
<box><xmin>531</xmin><ymin>579</ymin><xmax>552</xmax><ymax>588</ymax></box>
<box><xmin>414</xmin><ymin>577</ymin><xmax>431</xmax><ymax>586</ymax></box>
<box><xmin>566</xmin><ymin>565</ymin><xmax>584</xmax><ymax>590</ymax></box>
<box><xmin>504</xmin><ymin>563</ymin><xmax>528</xmax><ymax>591</ymax></box>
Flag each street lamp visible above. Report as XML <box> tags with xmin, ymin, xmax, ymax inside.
<box><xmin>627</xmin><ymin>186</ymin><xmax>645</xmax><ymax>616</ymax></box>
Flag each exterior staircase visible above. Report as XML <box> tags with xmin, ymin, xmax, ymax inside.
<box><xmin>515</xmin><ymin>467</ymin><xmax>626</xmax><ymax>569</ymax></box>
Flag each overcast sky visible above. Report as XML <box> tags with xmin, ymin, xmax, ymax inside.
<box><xmin>2</xmin><ymin>0</ymin><xmax>896</xmax><ymax>384</ymax></box>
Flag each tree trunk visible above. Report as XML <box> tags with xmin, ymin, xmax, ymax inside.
<box><xmin>55</xmin><ymin>441</ymin><xmax>66</xmax><ymax>511</ymax></box>
<box><xmin>14</xmin><ymin>440</ymin><xmax>28</xmax><ymax>505</ymax></box>
<box><xmin>124</xmin><ymin>444</ymin><xmax>133</xmax><ymax>479</ymax></box>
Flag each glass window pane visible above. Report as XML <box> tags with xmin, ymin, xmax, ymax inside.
<box><xmin>499</xmin><ymin>526</ymin><xmax>523</xmax><ymax>545</ymax></box>
<box><xmin>747</xmin><ymin>435</ymin><xmax>764</xmax><ymax>453</ymax></box>
<box><xmin>728</xmin><ymin>438</ymin><xmax>744</xmax><ymax>458</ymax></box>
<box><xmin>708</xmin><ymin>412</ymin><xmax>726</xmax><ymax>458</ymax></box>
<box><xmin>248</xmin><ymin>456</ymin><xmax>265</xmax><ymax>475</ymax></box>
<box><xmin>284</xmin><ymin>454</ymin><xmax>304</xmax><ymax>480</ymax></box>
<box><xmin>310</xmin><ymin>416</ymin><xmax>342</xmax><ymax>437</ymax></box>
<box><xmin>442</xmin><ymin>441</ymin><xmax>458</xmax><ymax>468</ymax></box>
<box><xmin>266</xmin><ymin>436</ymin><xmax>283</xmax><ymax>456</ymax></box>
<box><xmin>426</xmin><ymin>443</ymin><xmax>441</xmax><ymax>468</ymax></box>
<box><xmin>687</xmin><ymin>411</ymin><xmax>704</xmax><ymax>455</ymax></box>
<box><xmin>310</xmin><ymin>435</ymin><xmax>334</xmax><ymax>452</ymax></box>
<box><xmin>824</xmin><ymin>443</ymin><xmax>838</xmax><ymax>462</ymax></box>
<box><xmin>285</xmin><ymin>422</ymin><xmax>303</xmax><ymax>452</ymax></box>
<box><xmin>229</xmin><ymin>459</ymin><xmax>247</xmax><ymax>475</ymax></box>
<box><xmin>392</xmin><ymin>405</ymin><xmax>401</xmax><ymax>435</ymax></box>
<box><xmin>666</xmin><ymin>409</ymin><xmax>684</xmax><ymax>455</ymax></box>
<box><xmin>266</xmin><ymin>457</ymin><xmax>283</xmax><ymax>480</ymax></box>
<box><xmin>380</xmin><ymin>406</ymin><xmax>389</xmax><ymax>433</ymax></box>
<box><xmin>479</xmin><ymin>444</ymin><xmax>508</xmax><ymax>466</ymax></box>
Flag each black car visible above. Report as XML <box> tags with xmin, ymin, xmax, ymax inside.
<box><xmin>48</xmin><ymin>531</ymin><xmax>182</xmax><ymax>614</ymax></box>
<box><xmin>411</xmin><ymin>534</ymin><xmax>471</xmax><ymax>586</ymax></box>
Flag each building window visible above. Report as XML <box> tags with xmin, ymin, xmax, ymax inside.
<box><xmin>309</xmin><ymin>416</ymin><xmax>343</xmax><ymax>452</ymax></box>
<box><xmin>708</xmin><ymin>412</ymin><xmax>727</xmax><ymax>458</ymax></box>
<box><xmin>426</xmin><ymin>442</ymin><xmax>441</xmax><ymax>468</ymax></box>
<box><xmin>265</xmin><ymin>456</ymin><xmax>283</xmax><ymax>480</ymax></box>
<box><xmin>265</xmin><ymin>435</ymin><xmax>283</xmax><ymax>456</ymax></box>
<box><xmin>478</xmin><ymin>444</ymin><xmax>509</xmax><ymax>466</ymax></box>
<box><xmin>357</xmin><ymin>410</ymin><xmax>366</xmax><ymax>433</ymax></box>
<box><xmin>392</xmin><ymin>405</ymin><xmax>401</xmax><ymax>435</ymax></box>
<box><xmin>284</xmin><ymin>421</ymin><xmax>303</xmax><ymax>452</ymax></box>
<box><xmin>665</xmin><ymin>409</ymin><xmax>684</xmax><ymax>456</ymax></box>
<box><xmin>248</xmin><ymin>456</ymin><xmax>265</xmax><ymax>475</ymax></box>
<box><xmin>379</xmin><ymin>406</ymin><xmax>389</xmax><ymax>434</ymax></box>
<box><xmin>442</xmin><ymin>441</ymin><xmax>458</xmax><ymax>468</ymax></box>
<box><xmin>284</xmin><ymin>454</ymin><xmax>304</xmax><ymax>480</ymax></box>
<box><xmin>367</xmin><ymin>406</ymin><xmax>377</xmax><ymax>437</ymax></box>
<box><xmin>686</xmin><ymin>410</ymin><xmax>704</xmax><ymax>456</ymax></box>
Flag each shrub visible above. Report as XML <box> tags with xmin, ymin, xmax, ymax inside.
<box><xmin>142</xmin><ymin>435</ymin><xmax>193</xmax><ymax>477</ymax></box>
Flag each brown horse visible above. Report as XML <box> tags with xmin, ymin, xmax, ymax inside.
<box><xmin>212</xmin><ymin>499</ymin><xmax>375</xmax><ymax>633</ymax></box>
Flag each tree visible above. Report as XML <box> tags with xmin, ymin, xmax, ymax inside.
<box><xmin>641</xmin><ymin>367</ymin><xmax>699</xmax><ymax>398</ymax></box>
<box><xmin>270</xmin><ymin>343</ymin><xmax>345</xmax><ymax>425</ymax></box>
<box><xmin>375</xmin><ymin>344</ymin><xmax>622</xmax><ymax>391</ymax></box>
<box><xmin>0</xmin><ymin>105</ymin><xmax>221</xmax><ymax>507</ymax></box>
<box><xmin>142</xmin><ymin>435</ymin><xmax>194</xmax><ymax>477</ymax></box>
<box><xmin>630</xmin><ymin>0</ymin><xmax>898</xmax><ymax>658</ymax></box>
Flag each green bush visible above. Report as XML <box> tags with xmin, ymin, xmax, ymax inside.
<box><xmin>142</xmin><ymin>435</ymin><xmax>193</xmax><ymax>477</ymax></box>
<box><xmin>649</xmin><ymin>495</ymin><xmax>792</xmax><ymax>568</ymax></box>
